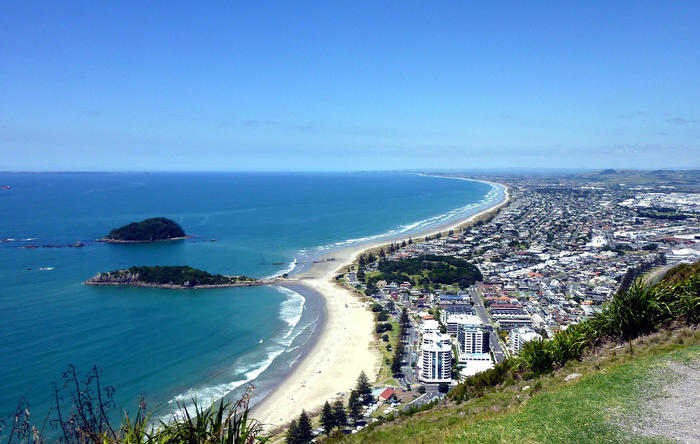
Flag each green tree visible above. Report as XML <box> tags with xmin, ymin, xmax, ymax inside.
<box><xmin>356</xmin><ymin>371</ymin><xmax>373</xmax><ymax>404</ymax></box>
<box><xmin>286</xmin><ymin>419</ymin><xmax>299</xmax><ymax>444</ymax></box>
<box><xmin>400</xmin><ymin>307</ymin><xmax>409</xmax><ymax>327</ymax></box>
<box><xmin>357</xmin><ymin>267</ymin><xmax>366</xmax><ymax>282</ymax></box>
<box><xmin>296</xmin><ymin>410</ymin><xmax>313</xmax><ymax>443</ymax></box>
<box><xmin>320</xmin><ymin>401</ymin><xmax>334</xmax><ymax>434</ymax></box>
<box><xmin>332</xmin><ymin>399</ymin><xmax>347</xmax><ymax>428</ymax></box>
<box><xmin>348</xmin><ymin>390</ymin><xmax>362</xmax><ymax>424</ymax></box>
<box><xmin>391</xmin><ymin>342</ymin><xmax>404</xmax><ymax>375</ymax></box>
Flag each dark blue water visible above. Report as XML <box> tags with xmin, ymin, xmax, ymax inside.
<box><xmin>0</xmin><ymin>172</ymin><xmax>499</xmax><ymax>424</ymax></box>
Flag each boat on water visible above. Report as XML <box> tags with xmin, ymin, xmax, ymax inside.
<box><xmin>1</xmin><ymin>185</ymin><xmax>11</xmax><ymax>190</ymax></box>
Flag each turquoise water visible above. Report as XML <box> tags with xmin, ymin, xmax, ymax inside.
<box><xmin>0</xmin><ymin>172</ymin><xmax>499</xmax><ymax>424</ymax></box>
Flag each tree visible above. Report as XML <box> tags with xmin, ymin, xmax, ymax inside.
<box><xmin>348</xmin><ymin>390</ymin><xmax>362</xmax><ymax>424</ymax></box>
<box><xmin>358</xmin><ymin>254</ymin><xmax>366</xmax><ymax>267</ymax></box>
<box><xmin>296</xmin><ymin>410</ymin><xmax>313</xmax><ymax>443</ymax></box>
<box><xmin>438</xmin><ymin>382</ymin><xmax>450</xmax><ymax>393</ymax></box>
<box><xmin>332</xmin><ymin>399</ymin><xmax>347</xmax><ymax>428</ymax></box>
<box><xmin>320</xmin><ymin>401</ymin><xmax>334</xmax><ymax>434</ymax></box>
<box><xmin>377</xmin><ymin>310</ymin><xmax>389</xmax><ymax>322</ymax></box>
<box><xmin>286</xmin><ymin>419</ymin><xmax>299</xmax><ymax>444</ymax></box>
<box><xmin>391</xmin><ymin>340</ymin><xmax>405</xmax><ymax>376</ymax></box>
<box><xmin>400</xmin><ymin>307</ymin><xmax>410</xmax><ymax>327</ymax></box>
<box><xmin>357</xmin><ymin>267</ymin><xmax>366</xmax><ymax>282</ymax></box>
<box><xmin>356</xmin><ymin>371</ymin><xmax>373</xmax><ymax>404</ymax></box>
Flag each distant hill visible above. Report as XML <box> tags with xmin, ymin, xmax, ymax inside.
<box><xmin>573</xmin><ymin>169</ymin><xmax>700</xmax><ymax>186</ymax></box>
<box><xmin>102</xmin><ymin>217</ymin><xmax>186</xmax><ymax>242</ymax></box>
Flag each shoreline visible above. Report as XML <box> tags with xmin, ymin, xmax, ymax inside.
<box><xmin>250</xmin><ymin>178</ymin><xmax>510</xmax><ymax>432</ymax></box>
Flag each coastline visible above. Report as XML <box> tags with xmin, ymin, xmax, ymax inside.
<box><xmin>250</xmin><ymin>179</ymin><xmax>510</xmax><ymax>432</ymax></box>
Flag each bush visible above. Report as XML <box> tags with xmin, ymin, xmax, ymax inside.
<box><xmin>519</xmin><ymin>338</ymin><xmax>554</xmax><ymax>376</ymax></box>
<box><xmin>376</xmin><ymin>323</ymin><xmax>393</xmax><ymax>334</ymax></box>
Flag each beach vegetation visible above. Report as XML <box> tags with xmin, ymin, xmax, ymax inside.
<box><xmin>104</xmin><ymin>217</ymin><xmax>185</xmax><ymax>242</ymax></box>
<box><xmin>286</xmin><ymin>410</ymin><xmax>313</xmax><ymax>444</ymax></box>
<box><xmin>355</xmin><ymin>372</ymin><xmax>373</xmax><ymax>405</ymax></box>
<box><xmin>320</xmin><ymin>401</ymin><xmax>334</xmax><ymax>434</ymax></box>
<box><xmin>375</xmin><ymin>323</ymin><xmax>392</xmax><ymax>334</ymax></box>
<box><xmin>347</xmin><ymin>390</ymin><xmax>362</xmax><ymax>424</ymax></box>
<box><xmin>332</xmin><ymin>400</ymin><xmax>347</xmax><ymax>429</ymax></box>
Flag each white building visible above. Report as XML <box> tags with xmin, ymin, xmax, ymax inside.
<box><xmin>510</xmin><ymin>327</ymin><xmax>542</xmax><ymax>354</ymax></box>
<box><xmin>421</xmin><ymin>319</ymin><xmax>441</xmax><ymax>335</ymax></box>
<box><xmin>419</xmin><ymin>332</ymin><xmax>452</xmax><ymax>383</ymax></box>
<box><xmin>458</xmin><ymin>325</ymin><xmax>489</xmax><ymax>355</ymax></box>
<box><xmin>445</xmin><ymin>314</ymin><xmax>482</xmax><ymax>336</ymax></box>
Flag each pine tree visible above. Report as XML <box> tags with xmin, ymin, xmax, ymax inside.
<box><xmin>286</xmin><ymin>419</ymin><xmax>299</xmax><ymax>444</ymax></box>
<box><xmin>320</xmin><ymin>401</ymin><xmax>334</xmax><ymax>434</ymax></box>
<box><xmin>358</xmin><ymin>254</ymin><xmax>365</xmax><ymax>267</ymax></box>
<box><xmin>391</xmin><ymin>342</ymin><xmax>405</xmax><ymax>375</ymax></box>
<box><xmin>400</xmin><ymin>307</ymin><xmax>409</xmax><ymax>327</ymax></box>
<box><xmin>356</xmin><ymin>371</ymin><xmax>373</xmax><ymax>404</ymax></box>
<box><xmin>357</xmin><ymin>267</ymin><xmax>366</xmax><ymax>282</ymax></box>
<box><xmin>296</xmin><ymin>410</ymin><xmax>313</xmax><ymax>443</ymax></box>
<box><xmin>348</xmin><ymin>390</ymin><xmax>362</xmax><ymax>424</ymax></box>
<box><xmin>332</xmin><ymin>399</ymin><xmax>347</xmax><ymax>428</ymax></box>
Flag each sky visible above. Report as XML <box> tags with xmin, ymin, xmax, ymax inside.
<box><xmin>1</xmin><ymin>1</ymin><xmax>699</xmax><ymax>171</ymax></box>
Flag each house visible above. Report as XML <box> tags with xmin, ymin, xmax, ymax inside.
<box><xmin>378</xmin><ymin>388</ymin><xmax>397</xmax><ymax>402</ymax></box>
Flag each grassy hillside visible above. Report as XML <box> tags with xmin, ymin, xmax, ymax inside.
<box><xmin>337</xmin><ymin>328</ymin><xmax>699</xmax><ymax>444</ymax></box>
<box><xmin>331</xmin><ymin>261</ymin><xmax>699</xmax><ymax>443</ymax></box>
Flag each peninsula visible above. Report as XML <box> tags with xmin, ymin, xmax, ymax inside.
<box><xmin>100</xmin><ymin>217</ymin><xmax>187</xmax><ymax>243</ymax></box>
<box><xmin>84</xmin><ymin>265</ymin><xmax>268</xmax><ymax>289</ymax></box>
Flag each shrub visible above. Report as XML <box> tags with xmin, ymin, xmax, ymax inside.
<box><xmin>519</xmin><ymin>338</ymin><xmax>554</xmax><ymax>376</ymax></box>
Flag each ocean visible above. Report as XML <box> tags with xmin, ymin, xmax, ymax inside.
<box><xmin>0</xmin><ymin>172</ymin><xmax>500</xmax><ymax>426</ymax></box>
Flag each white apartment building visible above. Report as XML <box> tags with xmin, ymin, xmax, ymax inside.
<box><xmin>419</xmin><ymin>332</ymin><xmax>452</xmax><ymax>383</ymax></box>
<box><xmin>510</xmin><ymin>327</ymin><xmax>542</xmax><ymax>354</ymax></box>
<box><xmin>458</xmin><ymin>325</ymin><xmax>490</xmax><ymax>357</ymax></box>
<box><xmin>445</xmin><ymin>314</ymin><xmax>482</xmax><ymax>336</ymax></box>
<box><xmin>421</xmin><ymin>319</ymin><xmax>440</xmax><ymax>335</ymax></box>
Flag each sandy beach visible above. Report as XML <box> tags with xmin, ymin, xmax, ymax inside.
<box><xmin>251</xmin><ymin>180</ymin><xmax>510</xmax><ymax>432</ymax></box>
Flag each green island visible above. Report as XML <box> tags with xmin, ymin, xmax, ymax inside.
<box><xmin>84</xmin><ymin>265</ymin><xmax>264</xmax><ymax>289</ymax></box>
<box><xmin>101</xmin><ymin>217</ymin><xmax>187</xmax><ymax>242</ymax></box>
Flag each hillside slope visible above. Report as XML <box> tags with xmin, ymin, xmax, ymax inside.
<box><xmin>338</xmin><ymin>328</ymin><xmax>699</xmax><ymax>443</ymax></box>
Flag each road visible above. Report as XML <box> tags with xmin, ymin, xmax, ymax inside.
<box><xmin>469</xmin><ymin>287</ymin><xmax>506</xmax><ymax>363</ymax></box>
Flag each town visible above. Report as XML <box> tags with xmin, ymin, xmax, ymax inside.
<box><xmin>317</xmin><ymin>174</ymin><xmax>700</xmax><ymax>437</ymax></box>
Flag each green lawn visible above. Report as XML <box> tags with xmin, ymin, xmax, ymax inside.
<box><xmin>376</xmin><ymin>320</ymin><xmax>400</xmax><ymax>386</ymax></box>
<box><xmin>341</xmin><ymin>328</ymin><xmax>699</xmax><ymax>444</ymax></box>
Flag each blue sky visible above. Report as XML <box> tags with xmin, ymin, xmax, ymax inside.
<box><xmin>1</xmin><ymin>1</ymin><xmax>699</xmax><ymax>171</ymax></box>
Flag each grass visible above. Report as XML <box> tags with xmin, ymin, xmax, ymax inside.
<box><xmin>376</xmin><ymin>320</ymin><xmax>400</xmax><ymax>386</ymax></box>
<box><xmin>340</xmin><ymin>328</ymin><xmax>700</xmax><ymax>444</ymax></box>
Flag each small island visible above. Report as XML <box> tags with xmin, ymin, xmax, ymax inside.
<box><xmin>100</xmin><ymin>217</ymin><xmax>187</xmax><ymax>243</ymax></box>
<box><xmin>85</xmin><ymin>265</ymin><xmax>268</xmax><ymax>289</ymax></box>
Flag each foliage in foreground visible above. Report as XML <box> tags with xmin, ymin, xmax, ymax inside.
<box><xmin>1</xmin><ymin>368</ymin><xmax>265</xmax><ymax>444</ymax></box>
<box><xmin>448</xmin><ymin>261</ymin><xmax>699</xmax><ymax>402</ymax></box>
